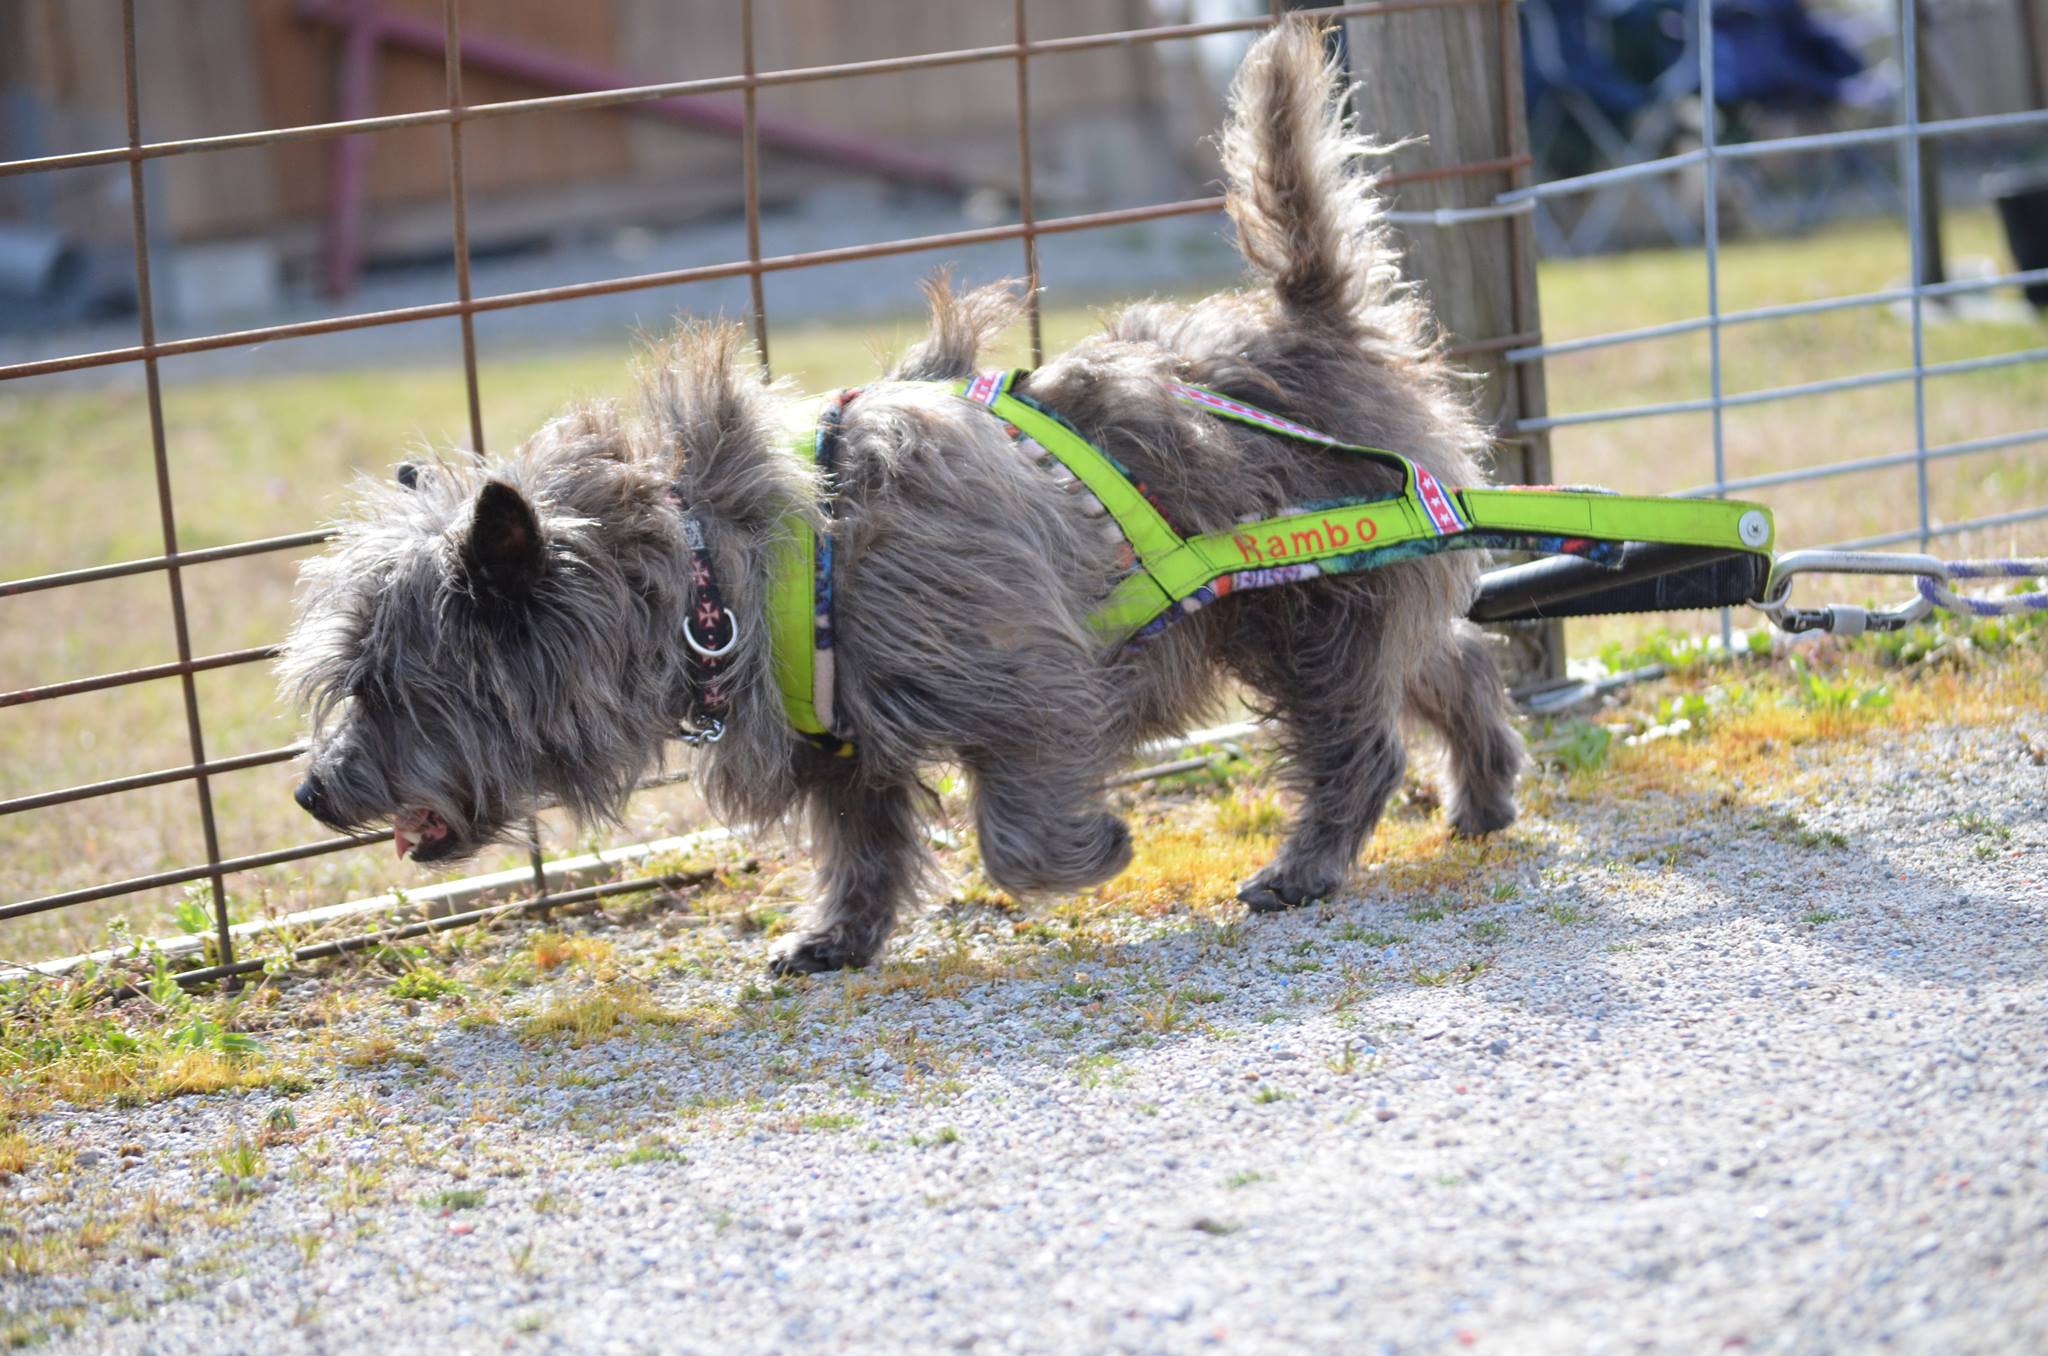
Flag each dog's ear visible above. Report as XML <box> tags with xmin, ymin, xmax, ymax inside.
<box><xmin>462</xmin><ymin>480</ymin><xmax>546</xmax><ymax>598</ymax></box>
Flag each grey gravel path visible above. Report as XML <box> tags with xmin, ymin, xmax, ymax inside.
<box><xmin>8</xmin><ymin>718</ymin><xmax>2045</xmax><ymax>1355</ymax></box>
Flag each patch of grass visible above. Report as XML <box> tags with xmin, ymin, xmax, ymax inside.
<box><xmin>328</xmin><ymin>1163</ymin><xmax>386</xmax><ymax>1213</ymax></box>
<box><xmin>1541</xmin><ymin>903</ymin><xmax>1588</xmax><ymax>926</ymax></box>
<box><xmin>425</xmin><ymin>1187</ymin><xmax>487</xmax><ymax>1212</ymax></box>
<box><xmin>1074</xmin><ymin>1053</ymin><xmax>1125</xmax><ymax>1088</ymax></box>
<box><xmin>610</xmin><ymin>1139</ymin><xmax>688</xmax><ymax>1166</ymax></box>
<box><xmin>1801</xmin><ymin>909</ymin><xmax>1845</xmax><ymax>926</ymax></box>
<box><xmin>1078</xmin><ymin>814</ymin><xmax>1281</xmax><ymax>922</ymax></box>
<box><xmin>0</xmin><ymin>1132</ymin><xmax>38</xmax><ymax>1176</ymax></box>
<box><xmin>339</xmin><ymin>1035</ymin><xmax>430</xmax><ymax>1069</ymax></box>
<box><xmin>1333</xmin><ymin>923</ymin><xmax>1405</xmax><ymax>947</ymax></box>
<box><xmin>1224</xmin><ymin>1169</ymin><xmax>1270</xmax><ymax>1188</ymax></box>
<box><xmin>389</xmin><ymin>966</ymin><xmax>464</xmax><ymax>1002</ymax></box>
<box><xmin>1</xmin><ymin>1310</ymin><xmax>80</xmax><ymax>1348</ymax></box>
<box><xmin>1469</xmin><ymin>919</ymin><xmax>1509</xmax><ymax>941</ymax></box>
<box><xmin>209</xmin><ymin>1135</ymin><xmax>267</xmax><ymax>1203</ymax></box>
<box><xmin>1138</xmin><ymin>989</ymin><xmax>1188</xmax><ymax>1033</ymax></box>
<box><xmin>1410</xmin><ymin>959</ymin><xmax>1491</xmax><ymax>987</ymax></box>
<box><xmin>1214</xmin><ymin>788</ymin><xmax>1287</xmax><ymax>839</ymax></box>
<box><xmin>1951</xmin><ymin>811</ymin><xmax>2014</xmax><ymax>859</ymax></box>
<box><xmin>0</xmin><ymin>967</ymin><xmax>292</xmax><ymax>1109</ymax></box>
<box><xmin>799</xmin><ymin>1112</ymin><xmax>858</xmax><ymax>1133</ymax></box>
<box><xmin>1404</xmin><ymin>903</ymin><xmax>1448</xmax><ymax>924</ymax></box>
<box><xmin>1536</xmin><ymin>719</ymin><xmax>1614</xmax><ymax>774</ymax></box>
<box><xmin>1754</xmin><ymin>809</ymin><xmax>1848</xmax><ymax>850</ymax></box>
<box><xmin>1252</xmin><ymin>1086</ymin><xmax>1290</xmax><ymax>1104</ymax></box>
<box><xmin>518</xmin><ymin>985</ymin><xmax>679</xmax><ymax>1046</ymax></box>
<box><xmin>529</xmin><ymin>932</ymin><xmax>616</xmax><ymax>976</ymax></box>
<box><xmin>1786</xmin><ymin>658</ymin><xmax>1892</xmax><ymax>717</ymax></box>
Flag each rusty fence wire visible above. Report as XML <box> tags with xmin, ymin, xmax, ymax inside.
<box><xmin>0</xmin><ymin>0</ymin><xmax>1538</xmax><ymax>985</ymax></box>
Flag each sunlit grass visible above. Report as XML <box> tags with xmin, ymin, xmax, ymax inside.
<box><xmin>516</xmin><ymin>984</ymin><xmax>680</xmax><ymax>1046</ymax></box>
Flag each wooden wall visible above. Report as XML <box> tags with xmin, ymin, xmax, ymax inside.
<box><xmin>3</xmin><ymin>0</ymin><xmax>1167</xmax><ymax>259</ymax></box>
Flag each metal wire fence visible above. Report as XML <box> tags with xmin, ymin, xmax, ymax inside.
<box><xmin>1501</xmin><ymin>0</ymin><xmax>2048</xmax><ymax>568</ymax></box>
<box><xmin>10</xmin><ymin>0</ymin><xmax>2038</xmax><ymax>984</ymax></box>
<box><xmin>0</xmin><ymin>0</ymin><xmax>1542</xmax><ymax>983</ymax></box>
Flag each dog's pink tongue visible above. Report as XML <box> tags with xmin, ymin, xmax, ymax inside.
<box><xmin>393</xmin><ymin>808</ymin><xmax>434</xmax><ymax>860</ymax></box>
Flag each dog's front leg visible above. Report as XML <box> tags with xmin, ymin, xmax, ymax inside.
<box><xmin>770</xmin><ymin>763</ymin><xmax>929</xmax><ymax>975</ymax></box>
<box><xmin>970</xmin><ymin>764</ymin><xmax>1133</xmax><ymax>897</ymax></box>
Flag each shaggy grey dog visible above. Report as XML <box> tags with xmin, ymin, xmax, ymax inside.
<box><xmin>282</xmin><ymin>19</ymin><xmax>1523</xmax><ymax>974</ymax></box>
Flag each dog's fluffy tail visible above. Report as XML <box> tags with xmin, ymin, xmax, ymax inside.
<box><xmin>1221</xmin><ymin>18</ymin><xmax>1401</xmax><ymax>334</ymax></box>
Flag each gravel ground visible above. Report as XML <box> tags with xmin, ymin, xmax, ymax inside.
<box><xmin>6</xmin><ymin>715</ymin><xmax>2045</xmax><ymax>1355</ymax></box>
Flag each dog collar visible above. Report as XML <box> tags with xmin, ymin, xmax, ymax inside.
<box><xmin>671</xmin><ymin>502</ymin><xmax>739</xmax><ymax>745</ymax></box>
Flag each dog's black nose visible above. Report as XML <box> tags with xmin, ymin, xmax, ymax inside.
<box><xmin>294</xmin><ymin>774</ymin><xmax>329</xmax><ymax>821</ymax></box>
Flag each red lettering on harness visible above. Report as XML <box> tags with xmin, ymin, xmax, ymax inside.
<box><xmin>1237</xmin><ymin>514</ymin><xmax>1378</xmax><ymax>565</ymax></box>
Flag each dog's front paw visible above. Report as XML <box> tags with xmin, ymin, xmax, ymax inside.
<box><xmin>1236</xmin><ymin>866</ymin><xmax>1338</xmax><ymax>914</ymax></box>
<box><xmin>1448</xmin><ymin>796</ymin><xmax>1516</xmax><ymax>838</ymax></box>
<box><xmin>768</xmin><ymin>931</ymin><xmax>877</xmax><ymax>976</ymax></box>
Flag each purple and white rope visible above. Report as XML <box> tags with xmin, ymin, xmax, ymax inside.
<box><xmin>1915</xmin><ymin>559</ymin><xmax>2048</xmax><ymax>617</ymax></box>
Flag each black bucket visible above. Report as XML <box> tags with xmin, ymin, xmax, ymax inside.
<box><xmin>1989</xmin><ymin>167</ymin><xmax>2048</xmax><ymax>309</ymax></box>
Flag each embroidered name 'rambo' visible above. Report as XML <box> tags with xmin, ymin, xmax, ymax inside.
<box><xmin>1232</xmin><ymin>513</ymin><xmax>1380</xmax><ymax>564</ymax></box>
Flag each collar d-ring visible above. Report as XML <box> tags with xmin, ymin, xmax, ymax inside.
<box><xmin>683</xmin><ymin>611</ymin><xmax>741</xmax><ymax>660</ymax></box>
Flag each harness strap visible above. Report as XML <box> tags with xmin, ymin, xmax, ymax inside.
<box><xmin>759</xmin><ymin>372</ymin><xmax>1778</xmax><ymax>753</ymax></box>
<box><xmin>765</xmin><ymin>393</ymin><xmax>855</xmax><ymax>756</ymax></box>
<box><xmin>961</xmin><ymin>369</ymin><xmax>1775</xmax><ymax>645</ymax></box>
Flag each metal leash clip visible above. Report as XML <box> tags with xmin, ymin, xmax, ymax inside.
<box><xmin>677</xmin><ymin>716</ymin><xmax>725</xmax><ymax>746</ymax></box>
<box><xmin>1752</xmin><ymin>550</ymin><xmax>1947</xmax><ymax>636</ymax></box>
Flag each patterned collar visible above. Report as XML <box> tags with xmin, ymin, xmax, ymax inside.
<box><xmin>673</xmin><ymin>502</ymin><xmax>738</xmax><ymax>745</ymax></box>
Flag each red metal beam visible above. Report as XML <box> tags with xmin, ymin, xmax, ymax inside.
<box><xmin>301</xmin><ymin>0</ymin><xmax>968</xmax><ymax>292</ymax></box>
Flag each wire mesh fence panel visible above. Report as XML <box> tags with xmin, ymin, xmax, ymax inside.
<box><xmin>1504</xmin><ymin>0</ymin><xmax>2048</xmax><ymax>597</ymax></box>
<box><xmin>0</xmin><ymin>0</ymin><xmax>1543</xmax><ymax>979</ymax></box>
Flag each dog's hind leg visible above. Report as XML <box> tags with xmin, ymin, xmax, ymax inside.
<box><xmin>1405</xmin><ymin>623</ymin><xmax>1523</xmax><ymax>837</ymax></box>
<box><xmin>1234</xmin><ymin>594</ymin><xmax>1409</xmax><ymax>912</ymax></box>
<box><xmin>771</xmin><ymin>762</ymin><xmax>930</xmax><ymax>975</ymax></box>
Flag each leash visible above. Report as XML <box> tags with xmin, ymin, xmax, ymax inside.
<box><xmin>1755</xmin><ymin>550</ymin><xmax>2048</xmax><ymax>635</ymax></box>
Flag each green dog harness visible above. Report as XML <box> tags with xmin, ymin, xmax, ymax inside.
<box><xmin>765</xmin><ymin>371</ymin><xmax>1776</xmax><ymax>750</ymax></box>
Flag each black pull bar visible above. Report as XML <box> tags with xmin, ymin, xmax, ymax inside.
<box><xmin>1469</xmin><ymin>544</ymin><xmax>1771</xmax><ymax>624</ymax></box>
